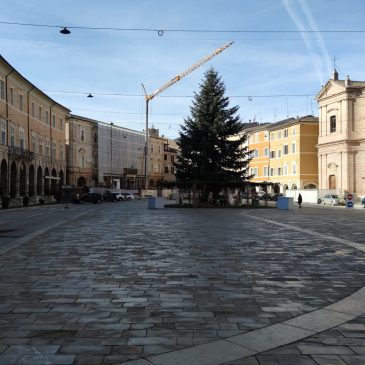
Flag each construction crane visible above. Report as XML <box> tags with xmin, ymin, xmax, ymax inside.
<box><xmin>141</xmin><ymin>40</ymin><xmax>234</xmax><ymax>191</ymax></box>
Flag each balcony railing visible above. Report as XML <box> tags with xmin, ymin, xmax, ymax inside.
<box><xmin>9</xmin><ymin>146</ymin><xmax>35</xmax><ymax>161</ymax></box>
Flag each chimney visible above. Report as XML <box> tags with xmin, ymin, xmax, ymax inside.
<box><xmin>345</xmin><ymin>75</ymin><xmax>351</xmax><ymax>86</ymax></box>
<box><xmin>332</xmin><ymin>69</ymin><xmax>338</xmax><ymax>81</ymax></box>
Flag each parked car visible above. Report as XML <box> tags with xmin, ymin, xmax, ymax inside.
<box><xmin>76</xmin><ymin>192</ymin><xmax>102</xmax><ymax>204</ymax></box>
<box><xmin>102</xmin><ymin>191</ymin><xmax>117</xmax><ymax>202</ymax></box>
<box><xmin>111</xmin><ymin>192</ymin><xmax>125</xmax><ymax>201</ymax></box>
<box><xmin>122</xmin><ymin>192</ymin><xmax>135</xmax><ymax>200</ymax></box>
<box><xmin>322</xmin><ymin>194</ymin><xmax>344</xmax><ymax>206</ymax></box>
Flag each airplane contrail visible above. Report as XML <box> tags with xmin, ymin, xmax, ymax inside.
<box><xmin>282</xmin><ymin>0</ymin><xmax>326</xmax><ymax>85</ymax></box>
<box><xmin>299</xmin><ymin>0</ymin><xmax>332</xmax><ymax>77</ymax></box>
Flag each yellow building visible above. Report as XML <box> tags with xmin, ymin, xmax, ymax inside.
<box><xmin>245</xmin><ymin>116</ymin><xmax>319</xmax><ymax>192</ymax></box>
<box><xmin>245</xmin><ymin>124</ymin><xmax>270</xmax><ymax>183</ymax></box>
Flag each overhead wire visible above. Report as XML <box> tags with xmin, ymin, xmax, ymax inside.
<box><xmin>0</xmin><ymin>20</ymin><xmax>365</xmax><ymax>34</ymax></box>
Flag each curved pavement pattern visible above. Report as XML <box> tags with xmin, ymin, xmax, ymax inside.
<box><xmin>124</xmin><ymin>213</ymin><xmax>365</xmax><ymax>365</ymax></box>
<box><xmin>0</xmin><ymin>202</ymin><xmax>364</xmax><ymax>365</ymax></box>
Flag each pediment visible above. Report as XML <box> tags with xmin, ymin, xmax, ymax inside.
<box><xmin>316</xmin><ymin>80</ymin><xmax>346</xmax><ymax>100</ymax></box>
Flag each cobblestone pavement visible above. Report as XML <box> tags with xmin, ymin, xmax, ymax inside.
<box><xmin>0</xmin><ymin>201</ymin><xmax>364</xmax><ymax>364</ymax></box>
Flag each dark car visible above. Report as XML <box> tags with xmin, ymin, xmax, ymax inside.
<box><xmin>76</xmin><ymin>192</ymin><xmax>102</xmax><ymax>204</ymax></box>
<box><xmin>102</xmin><ymin>191</ymin><xmax>117</xmax><ymax>202</ymax></box>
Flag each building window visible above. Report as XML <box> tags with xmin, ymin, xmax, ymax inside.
<box><xmin>1</xmin><ymin>119</ymin><xmax>6</xmax><ymax>144</ymax></box>
<box><xmin>270</xmin><ymin>168</ymin><xmax>274</xmax><ymax>176</ymax></box>
<box><xmin>19</xmin><ymin>94</ymin><xmax>23</xmax><ymax>111</ymax></box>
<box><xmin>164</xmin><ymin>166</ymin><xmax>169</xmax><ymax>173</ymax></box>
<box><xmin>60</xmin><ymin>144</ymin><xmax>64</xmax><ymax>160</ymax></box>
<box><xmin>38</xmin><ymin>106</ymin><xmax>42</xmax><ymax>121</ymax></box>
<box><xmin>270</xmin><ymin>150</ymin><xmax>275</xmax><ymax>159</ymax></box>
<box><xmin>45</xmin><ymin>111</ymin><xmax>49</xmax><ymax>124</ymax></box>
<box><xmin>264</xmin><ymin>166</ymin><xmax>268</xmax><ymax>176</ymax></box>
<box><xmin>271</xmin><ymin>132</ymin><xmax>275</xmax><ymax>140</ymax></box>
<box><xmin>292</xmin><ymin>163</ymin><xmax>297</xmax><ymax>175</ymax></box>
<box><xmin>278</xmin><ymin>131</ymin><xmax>282</xmax><ymax>139</ymax></box>
<box><xmin>0</xmin><ymin>79</ymin><xmax>5</xmax><ymax>100</ymax></box>
<box><xmin>284</xmin><ymin>129</ymin><xmax>288</xmax><ymax>138</ymax></box>
<box><xmin>31</xmin><ymin>102</ymin><xmax>35</xmax><ymax>117</ymax></box>
<box><xmin>19</xmin><ymin>128</ymin><xmax>25</xmax><ymax>149</ymax></box>
<box><xmin>277</xmin><ymin>167</ymin><xmax>282</xmax><ymax>176</ymax></box>
<box><xmin>264</xmin><ymin>147</ymin><xmax>269</xmax><ymax>157</ymax></box>
<box><xmin>60</xmin><ymin>118</ymin><xmax>63</xmax><ymax>131</ymax></box>
<box><xmin>171</xmin><ymin>155</ymin><xmax>174</xmax><ymax>163</ymax></box>
<box><xmin>250</xmin><ymin>168</ymin><xmax>258</xmax><ymax>176</ymax></box>
<box><xmin>32</xmin><ymin>133</ymin><xmax>37</xmax><ymax>152</ymax></box>
<box><xmin>291</xmin><ymin>143</ymin><xmax>296</xmax><ymax>154</ymax></box>
<box><xmin>80</xmin><ymin>155</ymin><xmax>85</xmax><ymax>168</ymax></box>
<box><xmin>164</xmin><ymin>154</ymin><xmax>167</xmax><ymax>161</ymax></box>
<box><xmin>171</xmin><ymin>166</ymin><xmax>175</xmax><ymax>174</ymax></box>
<box><xmin>45</xmin><ymin>140</ymin><xmax>50</xmax><ymax>157</ymax></box>
<box><xmin>52</xmin><ymin>142</ymin><xmax>56</xmax><ymax>159</ymax></box>
<box><xmin>284</xmin><ymin>165</ymin><xmax>288</xmax><ymax>175</ymax></box>
<box><xmin>292</xmin><ymin>127</ymin><xmax>296</xmax><ymax>136</ymax></box>
<box><xmin>39</xmin><ymin>139</ymin><xmax>43</xmax><ymax>155</ymax></box>
<box><xmin>330</xmin><ymin>116</ymin><xmax>336</xmax><ymax>133</ymax></box>
<box><xmin>253</xmin><ymin>149</ymin><xmax>259</xmax><ymax>158</ymax></box>
<box><xmin>80</xmin><ymin>129</ymin><xmax>85</xmax><ymax>142</ymax></box>
<box><xmin>283</xmin><ymin>145</ymin><xmax>288</xmax><ymax>155</ymax></box>
<box><xmin>9</xmin><ymin>88</ymin><xmax>14</xmax><ymax>105</ymax></box>
<box><xmin>277</xmin><ymin>150</ymin><xmax>282</xmax><ymax>158</ymax></box>
<box><xmin>10</xmin><ymin>125</ymin><xmax>15</xmax><ymax>147</ymax></box>
<box><xmin>52</xmin><ymin>115</ymin><xmax>56</xmax><ymax>128</ymax></box>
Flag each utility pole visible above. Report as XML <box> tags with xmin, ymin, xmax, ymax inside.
<box><xmin>142</xmin><ymin>41</ymin><xmax>234</xmax><ymax>191</ymax></box>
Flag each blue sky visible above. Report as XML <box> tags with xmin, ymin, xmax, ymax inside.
<box><xmin>1</xmin><ymin>0</ymin><xmax>364</xmax><ymax>139</ymax></box>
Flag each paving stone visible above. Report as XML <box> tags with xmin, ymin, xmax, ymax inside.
<box><xmin>18</xmin><ymin>354</ymin><xmax>76</xmax><ymax>364</ymax></box>
<box><xmin>311</xmin><ymin>355</ymin><xmax>347</xmax><ymax>365</ymax></box>
<box><xmin>228</xmin><ymin>323</ymin><xmax>313</xmax><ymax>352</ymax></box>
<box><xmin>149</xmin><ymin>340</ymin><xmax>255</xmax><ymax>365</ymax></box>
<box><xmin>59</xmin><ymin>345</ymin><xmax>111</xmax><ymax>355</ymax></box>
<box><xmin>296</xmin><ymin>343</ymin><xmax>354</xmax><ymax>355</ymax></box>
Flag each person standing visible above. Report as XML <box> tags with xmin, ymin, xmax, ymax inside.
<box><xmin>298</xmin><ymin>193</ymin><xmax>303</xmax><ymax>208</ymax></box>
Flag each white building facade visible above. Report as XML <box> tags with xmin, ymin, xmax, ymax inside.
<box><xmin>317</xmin><ymin>71</ymin><xmax>365</xmax><ymax>198</ymax></box>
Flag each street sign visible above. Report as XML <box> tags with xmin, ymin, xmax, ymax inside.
<box><xmin>346</xmin><ymin>192</ymin><xmax>354</xmax><ymax>209</ymax></box>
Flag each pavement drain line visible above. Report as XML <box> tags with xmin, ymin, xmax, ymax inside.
<box><xmin>0</xmin><ymin>210</ymin><xmax>89</xmax><ymax>256</ymax></box>
<box><xmin>124</xmin><ymin>215</ymin><xmax>365</xmax><ymax>365</ymax></box>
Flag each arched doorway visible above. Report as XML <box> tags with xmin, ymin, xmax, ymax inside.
<box><xmin>0</xmin><ymin>159</ymin><xmax>8</xmax><ymax>197</ymax></box>
<box><xmin>29</xmin><ymin>165</ymin><xmax>35</xmax><ymax>196</ymax></box>
<box><xmin>10</xmin><ymin>162</ymin><xmax>17</xmax><ymax>198</ymax></box>
<box><xmin>51</xmin><ymin>169</ymin><xmax>57</xmax><ymax>196</ymax></box>
<box><xmin>77</xmin><ymin>176</ymin><xmax>86</xmax><ymax>188</ymax></box>
<box><xmin>304</xmin><ymin>183</ymin><xmax>317</xmax><ymax>189</ymax></box>
<box><xmin>283</xmin><ymin>184</ymin><xmax>288</xmax><ymax>192</ymax></box>
<box><xmin>37</xmin><ymin>166</ymin><xmax>43</xmax><ymax>195</ymax></box>
<box><xmin>44</xmin><ymin>167</ymin><xmax>50</xmax><ymax>196</ymax></box>
<box><xmin>19</xmin><ymin>163</ymin><xmax>27</xmax><ymax>197</ymax></box>
<box><xmin>291</xmin><ymin>183</ymin><xmax>297</xmax><ymax>190</ymax></box>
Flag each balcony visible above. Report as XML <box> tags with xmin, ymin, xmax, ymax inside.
<box><xmin>9</xmin><ymin>146</ymin><xmax>35</xmax><ymax>161</ymax></box>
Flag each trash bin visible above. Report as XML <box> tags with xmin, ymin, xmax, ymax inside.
<box><xmin>148</xmin><ymin>197</ymin><xmax>165</xmax><ymax>209</ymax></box>
<box><xmin>277</xmin><ymin>197</ymin><xmax>293</xmax><ymax>210</ymax></box>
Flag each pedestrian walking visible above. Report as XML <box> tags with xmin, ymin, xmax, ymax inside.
<box><xmin>298</xmin><ymin>193</ymin><xmax>303</xmax><ymax>208</ymax></box>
